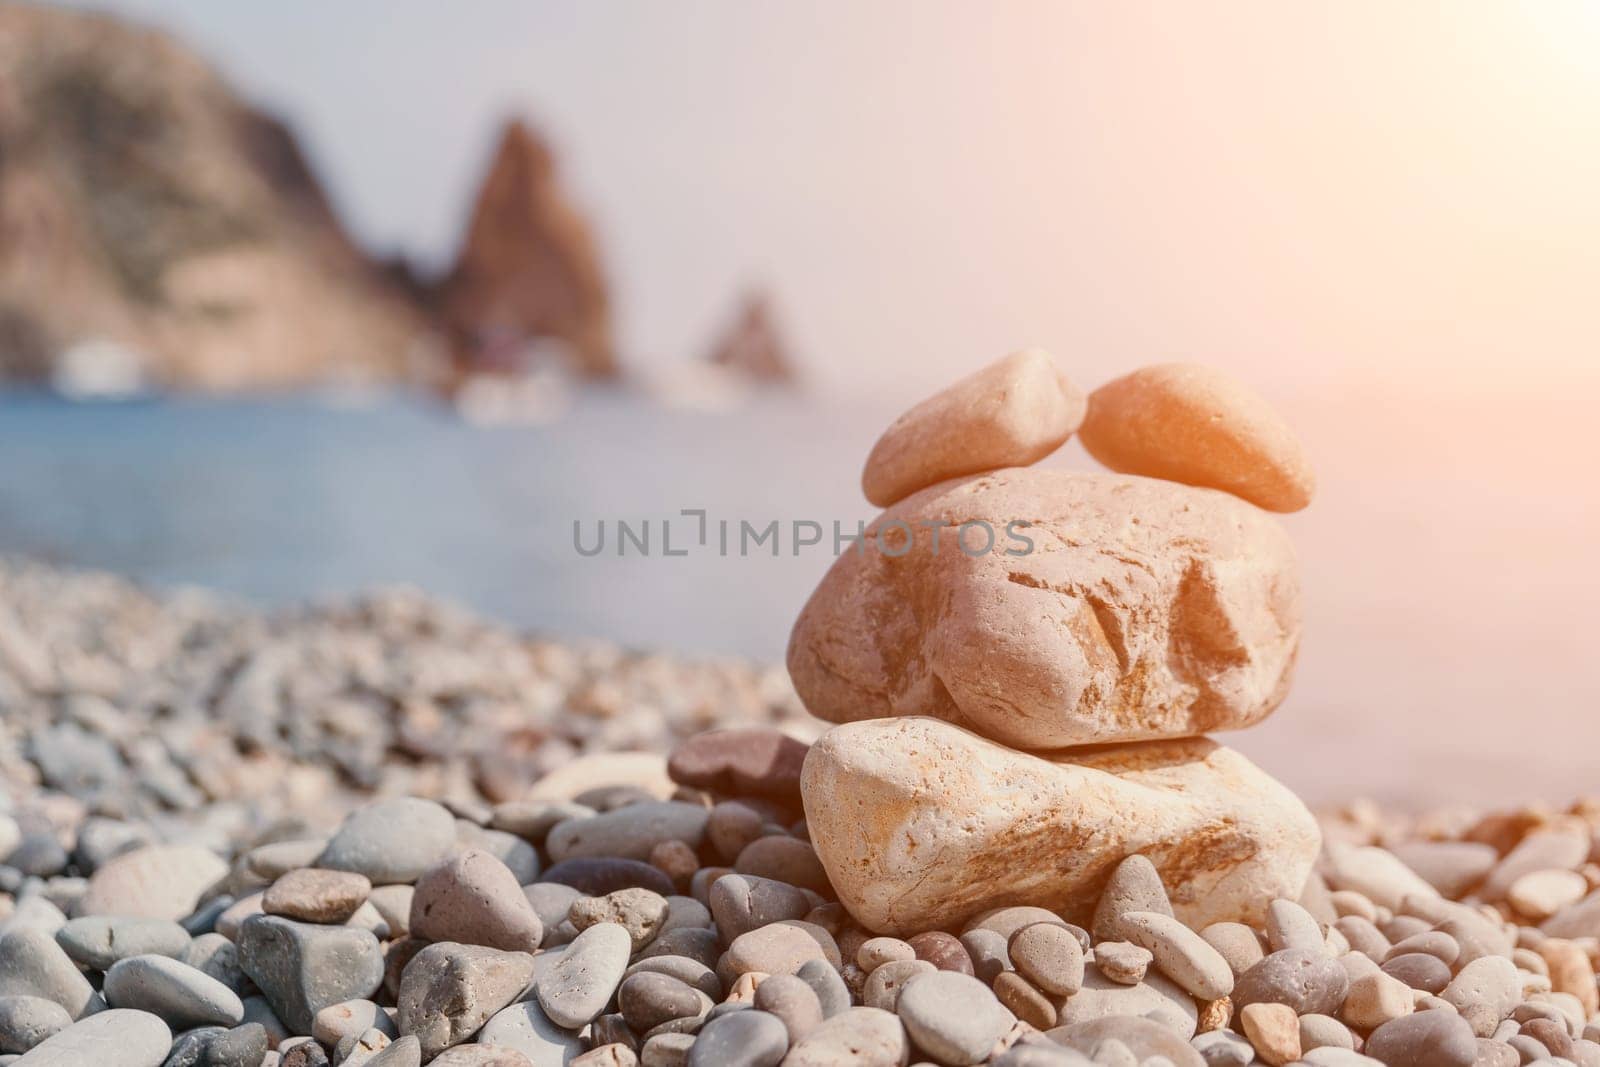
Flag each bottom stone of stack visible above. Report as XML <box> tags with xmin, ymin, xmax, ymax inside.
<box><xmin>801</xmin><ymin>716</ymin><xmax>1320</xmax><ymax>936</ymax></box>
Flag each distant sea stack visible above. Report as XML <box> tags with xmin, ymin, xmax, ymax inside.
<box><xmin>434</xmin><ymin>120</ymin><xmax>617</xmax><ymax>381</ymax></box>
<box><xmin>706</xmin><ymin>290</ymin><xmax>797</xmax><ymax>384</ymax></box>
<box><xmin>0</xmin><ymin>4</ymin><xmax>434</xmax><ymax>391</ymax></box>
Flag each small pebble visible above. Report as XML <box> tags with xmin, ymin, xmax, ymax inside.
<box><xmin>1093</xmin><ymin>941</ymin><xmax>1152</xmax><ymax>984</ymax></box>
<box><xmin>896</xmin><ymin>970</ymin><xmax>1015</xmax><ymax>1066</ymax></box>
<box><xmin>1010</xmin><ymin>922</ymin><xmax>1085</xmax><ymax>996</ymax></box>
<box><xmin>536</xmin><ymin>922</ymin><xmax>631</xmax><ymax>1030</ymax></box>
<box><xmin>1239</xmin><ymin>1003</ymin><xmax>1300</xmax><ymax>1067</ymax></box>
<box><xmin>395</xmin><ymin>942</ymin><xmax>534</xmax><ymax>1058</ymax></box>
<box><xmin>263</xmin><ymin>869</ymin><xmax>371</xmax><ymax>925</ymax></box>
<box><xmin>103</xmin><ymin>954</ymin><xmax>244</xmax><ymax>1030</ymax></box>
<box><xmin>569</xmin><ymin>889</ymin><xmax>668</xmax><ymax>950</ymax></box>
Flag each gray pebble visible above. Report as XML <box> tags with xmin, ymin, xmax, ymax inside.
<box><xmin>455</xmin><ymin>823</ymin><xmax>542</xmax><ymax>885</ymax></box>
<box><xmin>0</xmin><ymin>928</ymin><xmax>101</xmax><ymax>1019</ymax></box>
<box><xmin>1191</xmin><ymin>1030</ymin><xmax>1254</xmax><ymax>1067</ymax></box>
<box><xmin>180</xmin><ymin>934</ymin><xmax>246</xmax><ymax>994</ymax></box>
<box><xmin>795</xmin><ymin>958</ymin><xmax>850</xmax><ymax>1020</ymax></box>
<box><xmin>56</xmin><ymin>916</ymin><xmax>190</xmax><ymax>971</ymax></box>
<box><xmin>236</xmin><ymin>914</ymin><xmax>383</xmax><ymax>1034</ymax></box>
<box><xmin>364</xmin><ymin>1035</ymin><xmax>423</xmax><ymax>1067</ymax></box>
<box><xmin>960</xmin><ymin>929</ymin><xmax>1012</xmax><ymax>984</ymax></box>
<box><xmin>0</xmin><ymin>996</ymin><xmax>71</xmax><ymax>1054</ymax></box>
<box><xmin>1381</xmin><ymin>952</ymin><xmax>1452</xmax><ymax>994</ymax></box>
<box><xmin>524</xmin><ymin>884</ymin><xmax>585</xmax><ymax>941</ymax></box>
<box><xmin>11</xmin><ymin>1008</ymin><xmax>172</xmax><ymax>1067</ymax></box>
<box><xmin>316</xmin><ymin>799</ymin><xmax>457</xmax><ymax>885</ymax></box>
<box><xmin>547</xmin><ymin>804</ymin><xmax>708</xmax><ymax>864</ymax></box>
<box><xmin>537</xmin><ymin>922</ymin><xmax>631</xmax><ymax>1030</ymax></box>
<box><xmin>1232</xmin><ymin>947</ymin><xmax>1350</xmax><ymax>1016</ymax></box>
<box><xmin>708</xmin><ymin>875</ymin><xmax>810</xmax><ymax>943</ymax></box>
<box><xmin>623</xmin><ymin>957</ymin><xmax>720</xmax><ymax>1001</ymax></box>
<box><xmin>895</xmin><ymin>970</ymin><xmax>1014</xmax><ymax>1065</ymax></box>
<box><xmin>687</xmin><ymin>1009</ymin><xmax>787</xmax><ymax>1067</ymax></box>
<box><xmin>542</xmin><ymin>860</ymin><xmax>674</xmax><ymax>899</ymax></box>
<box><xmin>476</xmin><ymin>1000</ymin><xmax>587</xmax><ymax>1065</ymax></box>
<box><xmin>160</xmin><ymin>1022</ymin><xmax>269</xmax><ymax>1067</ymax></box>
<box><xmin>1365</xmin><ymin>1008</ymin><xmax>1478</xmax><ymax>1067</ymax></box>
<box><xmin>104</xmin><ymin>955</ymin><xmax>244</xmax><ymax>1030</ymax></box>
<box><xmin>617</xmin><ymin>973</ymin><xmax>703</xmax><ymax>1034</ymax></box>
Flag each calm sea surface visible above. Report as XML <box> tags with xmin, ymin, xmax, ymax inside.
<box><xmin>2</xmin><ymin>381</ymin><xmax>1596</xmax><ymax>808</ymax></box>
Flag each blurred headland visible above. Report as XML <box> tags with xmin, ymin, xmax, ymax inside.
<box><xmin>0</xmin><ymin>3</ymin><xmax>791</xmax><ymax>399</ymax></box>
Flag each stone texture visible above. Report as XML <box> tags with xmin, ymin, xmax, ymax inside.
<box><xmin>788</xmin><ymin>469</ymin><xmax>1301</xmax><ymax>749</ymax></box>
<box><xmin>536</xmin><ymin>922</ymin><xmax>631</xmax><ymax>1030</ymax></box>
<box><xmin>396</xmin><ymin>942</ymin><xmax>535</xmax><ymax>1058</ymax></box>
<box><xmin>1078</xmin><ymin>362</ymin><xmax>1314</xmax><ymax>512</ymax></box>
<box><xmin>102</xmin><ymin>954</ymin><xmax>244</xmax><ymax>1030</ymax></box>
<box><xmin>782</xmin><ymin>1006</ymin><xmax>909</xmax><ymax>1067</ymax></box>
<box><xmin>78</xmin><ymin>845</ymin><xmax>228</xmax><ymax>921</ymax></box>
<box><xmin>409</xmin><ymin>849</ymin><xmax>544</xmax><ymax>953</ymax></box>
<box><xmin>10</xmin><ymin>1008</ymin><xmax>172</xmax><ymax>1067</ymax></box>
<box><xmin>666</xmin><ymin>728</ymin><xmax>809</xmax><ymax>804</ymax></box>
<box><xmin>860</xmin><ymin>349</ymin><xmax>1087</xmax><ymax>507</ymax></box>
<box><xmin>801</xmin><ymin>718</ymin><xmax>1319</xmax><ymax>935</ymax></box>
<box><xmin>316</xmin><ymin>799</ymin><xmax>457</xmax><ymax>886</ymax></box>
<box><xmin>54</xmin><ymin>917</ymin><xmax>189</xmax><ymax>971</ymax></box>
<box><xmin>236</xmin><ymin>915</ymin><xmax>384</xmax><ymax>1034</ymax></box>
<box><xmin>263</xmin><ymin>869</ymin><xmax>371</xmax><ymax>924</ymax></box>
<box><xmin>0</xmin><ymin>928</ymin><xmax>101</xmax><ymax>1019</ymax></box>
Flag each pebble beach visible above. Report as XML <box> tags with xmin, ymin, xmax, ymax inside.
<box><xmin>2</xmin><ymin>557</ymin><xmax>1600</xmax><ymax>1067</ymax></box>
<box><xmin>4</xmin><ymin>357</ymin><xmax>1600</xmax><ymax>1067</ymax></box>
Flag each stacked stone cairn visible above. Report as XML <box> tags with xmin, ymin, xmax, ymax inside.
<box><xmin>792</xmin><ymin>351</ymin><xmax>1322</xmax><ymax>938</ymax></box>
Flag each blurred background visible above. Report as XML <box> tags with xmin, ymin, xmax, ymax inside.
<box><xmin>1</xmin><ymin>0</ymin><xmax>1597</xmax><ymax>806</ymax></box>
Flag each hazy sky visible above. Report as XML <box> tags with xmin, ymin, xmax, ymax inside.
<box><xmin>52</xmin><ymin>1</ymin><xmax>1600</xmax><ymax>393</ymax></box>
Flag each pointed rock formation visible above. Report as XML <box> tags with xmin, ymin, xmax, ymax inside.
<box><xmin>436</xmin><ymin>119</ymin><xmax>616</xmax><ymax>379</ymax></box>
<box><xmin>0</xmin><ymin>4</ymin><xmax>434</xmax><ymax>390</ymax></box>
<box><xmin>706</xmin><ymin>291</ymin><xmax>796</xmax><ymax>384</ymax></box>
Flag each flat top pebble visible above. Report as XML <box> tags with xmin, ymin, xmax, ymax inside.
<box><xmin>12</xmin><ymin>1008</ymin><xmax>173</xmax><ymax>1067</ymax></box>
<box><xmin>103</xmin><ymin>954</ymin><xmax>244</xmax><ymax>1030</ymax></box>
<box><xmin>54</xmin><ymin>916</ymin><xmax>189</xmax><ymax>972</ymax></box>
<box><xmin>896</xmin><ymin>970</ymin><xmax>1014</xmax><ymax>1065</ymax></box>
<box><xmin>316</xmin><ymin>799</ymin><xmax>457</xmax><ymax>886</ymax></box>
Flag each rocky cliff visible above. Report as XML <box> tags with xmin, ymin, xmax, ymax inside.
<box><xmin>0</xmin><ymin>4</ymin><xmax>439</xmax><ymax>390</ymax></box>
<box><xmin>434</xmin><ymin>119</ymin><xmax>617</xmax><ymax>380</ymax></box>
<box><xmin>0</xmin><ymin>6</ymin><xmax>626</xmax><ymax>392</ymax></box>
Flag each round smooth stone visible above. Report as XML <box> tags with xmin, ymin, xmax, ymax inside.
<box><xmin>1079</xmin><ymin>362</ymin><xmax>1314</xmax><ymax>512</ymax></box>
<box><xmin>537</xmin><ymin>923</ymin><xmax>631</xmax><ymax>1030</ymax></box>
<box><xmin>1381</xmin><ymin>953</ymin><xmax>1452</xmax><ymax>994</ymax></box>
<box><xmin>709</xmin><ymin>875</ymin><xmax>811</xmax><ymax>944</ymax></box>
<box><xmin>1010</xmin><ymin>922</ymin><xmax>1085</xmax><ymax>996</ymax></box>
<box><xmin>542</xmin><ymin>859</ymin><xmax>675</xmax><ymax>898</ymax></box>
<box><xmin>795</xmin><ymin>958</ymin><xmax>850</xmax><ymax>1020</ymax></box>
<box><xmin>55</xmin><ymin>917</ymin><xmax>190</xmax><ymax>972</ymax></box>
<box><xmin>546</xmin><ymin>803</ymin><xmax>709</xmax><ymax>864</ymax></box>
<box><xmin>476</xmin><ymin>1000</ymin><xmax>586</xmax><ymax>1064</ymax></box>
<box><xmin>316</xmin><ymin>798</ymin><xmax>457</xmax><ymax>885</ymax></box>
<box><xmin>77</xmin><ymin>846</ymin><xmax>229</xmax><ymax>922</ymax></box>
<box><xmin>0</xmin><ymin>995</ymin><xmax>72</xmax><ymax>1054</ymax></box>
<box><xmin>895</xmin><ymin>970</ymin><xmax>1014</xmax><ymax>1065</ymax></box>
<box><xmin>1232</xmin><ymin>947</ymin><xmax>1350</xmax><ymax>1016</ymax></box>
<box><xmin>1364</xmin><ymin>1009</ymin><xmax>1478</xmax><ymax>1067</ymax></box>
<box><xmin>617</xmin><ymin>973</ymin><xmax>702</xmax><ymax>1034</ymax></box>
<box><xmin>12</xmin><ymin>1008</ymin><xmax>172</xmax><ymax>1067</ymax></box>
<box><xmin>103</xmin><ymin>955</ymin><xmax>245</xmax><ymax>1030</ymax></box>
<box><xmin>686</xmin><ymin>1009</ymin><xmax>789</xmax><ymax>1067</ymax></box>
